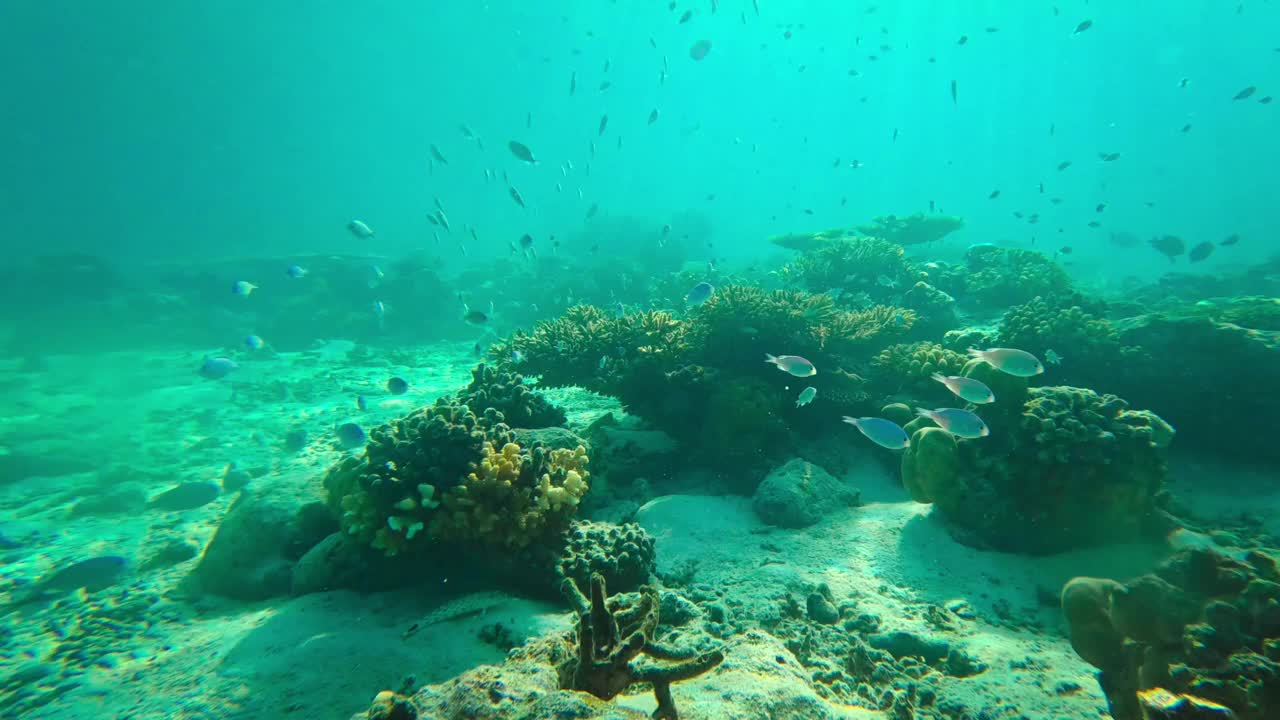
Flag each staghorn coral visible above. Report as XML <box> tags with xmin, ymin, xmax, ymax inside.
<box><xmin>901</xmin><ymin>363</ymin><xmax>1175</xmax><ymax>553</ymax></box>
<box><xmin>323</xmin><ymin>397</ymin><xmax>590</xmax><ymax>556</ymax></box>
<box><xmin>495</xmin><ymin>305</ymin><xmax>688</xmax><ymax>395</ymax></box>
<box><xmin>561</xmin><ymin>573</ymin><xmax>724</xmax><ymax>720</ymax></box>
<box><xmin>856</xmin><ymin>212</ymin><xmax>965</xmax><ymax>246</ymax></box>
<box><xmin>868</xmin><ymin>341</ymin><xmax>967</xmax><ymax>399</ymax></box>
<box><xmin>781</xmin><ymin>236</ymin><xmax>918</xmax><ymax>300</ymax></box>
<box><xmin>957</xmin><ymin>245</ymin><xmax>1071</xmax><ymax>308</ymax></box>
<box><xmin>689</xmin><ymin>285</ymin><xmax>915</xmax><ymax>372</ymax></box>
<box><xmin>459</xmin><ymin>362</ymin><xmax>566</xmax><ymax>429</ymax></box>
<box><xmin>1063</xmin><ymin>548</ymin><xmax>1280</xmax><ymax>720</ymax></box>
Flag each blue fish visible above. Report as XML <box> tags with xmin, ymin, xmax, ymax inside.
<box><xmin>286</xmin><ymin>264</ymin><xmax>308</xmax><ymax>279</ymax></box>
<box><xmin>336</xmin><ymin>422</ymin><xmax>367</xmax><ymax>449</ymax></box>
<box><xmin>686</xmin><ymin>281</ymin><xmax>714</xmax><ymax>306</ymax></box>
<box><xmin>199</xmin><ymin>356</ymin><xmax>238</xmax><ymax>380</ymax></box>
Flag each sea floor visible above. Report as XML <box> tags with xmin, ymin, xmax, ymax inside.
<box><xmin>0</xmin><ymin>340</ymin><xmax>1267</xmax><ymax>719</ymax></box>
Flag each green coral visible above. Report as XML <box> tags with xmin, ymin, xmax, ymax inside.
<box><xmin>855</xmin><ymin>213</ymin><xmax>965</xmax><ymax>246</ymax></box>
<box><xmin>459</xmin><ymin>362</ymin><xmax>566</xmax><ymax>429</ymax></box>
<box><xmin>958</xmin><ymin>245</ymin><xmax>1071</xmax><ymax>308</ymax></box>
<box><xmin>901</xmin><ymin>281</ymin><xmax>957</xmax><ymax>333</ymax></box>
<box><xmin>781</xmin><ymin>236</ymin><xmax>918</xmax><ymax>300</ymax></box>
<box><xmin>1063</xmin><ymin>549</ymin><xmax>1280</xmax><ymax>720</ymax></box>
<box><xmin>901</xmin><ymin>370</ymin><xmax>1174</xmax><ymax>553</ymax></box>
<box><xmin>323</xmin><ymin>397</ymin><xmax>589</xmax><ymax>556</ymax></box>
<box><xmin>996</xmin><ymin>295</ymin><xmax>1125</xmax><ymax>381</ymax></box>
<box><xmin>689</xmin><ymin>285</ymin><xmax>916</xmax><ymax>371</ymax></box>
<box><xmin>868</xmin><ymin>341</ymin><xmax>967</xmax><ymax>398</ymax></box>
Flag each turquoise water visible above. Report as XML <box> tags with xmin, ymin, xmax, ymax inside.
<box><xmin>1</xmin><ymin>4</ymin><xmax>1278</xmax><ymax>720</ymax></box>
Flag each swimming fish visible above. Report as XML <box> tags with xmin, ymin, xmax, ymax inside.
<box><xmin>1072</xmin><ymin>19</ymin><xmax>1093</xmax><ymax>34</ymax></box>
<box><xmin>509</xmin><ymin>186</ymin><xmax>526</xmax><ymax>208</ymax></box>
<box><xmin>199</xmin><ymin>356</ymin><xmax>238</xmax><ymax>380</ymax></box>
<box><xmin>765</xmin><ymin>354</ymin><xmax>817</xmax><ymax>377</ymax></box>
<box><xmin>678</xmin><ymin>9</ymin><xmax>692</xmax><ymax>23</ymax></box>
<box><xmin>463</xmin><ymin>305</ymin><xmax>490</xmax><ymax>325</ymax></box>
<box><xmin>429</xmin><ymin>144</ymin><xmax>449</xmax><ymax>164</ymax></box>
<box><xmin>1149</xmin><ymin>234</ymin><xmax>1186</xmax><ymax>262</ymax></box>
<box><xmin>387</xmin><ymin>377</ymin><xmax>409</xmax><ymax>395</ymax></box>
<box><xmin>598</xmin><ymin>114</ymin><xmax>609</xmax><ymax>136</ymax></box>
<box><xmin>1233</xmin><ymin>86</ymin><xmax>1256</xmax><ymax>101</ymax></box>
<box><xmin>27</xmin><ymin>556</ymin><xmax>128</xmax><ymax>599</ymax></box>
<box><xmin>967</xmin><ymin>348</ymin><xmax>1045</xmax><ymax>377</ymax></box>
<box><xmin>286</xmin><ymin>264</ymin><xmax>308</xmax><ymax>279</ymax></box>
<box><xmin>930</xmin><ymin>374</ymin><xmax>995</xmax><ymax>404</ymax></box>
<box><xmin>508</xmin><ymin>140</ymin><xmax>536</xmax><ymax>164</ymax></box>
<box><xmin>795</xmin><ymin>386</ymin><xmax>817</xmax><ymax>407</ymax></box>
<box><xmin>1044</xmin><ymin>349</ymin><xmax>1063</xmax><ymax>365</ymax></box>
<box><xmin>1221</xmin><ymin>234</ymin><xmax>1240</xmax><ymax>246</ymax></box>
<box><xmin>648</xmin><ymin>108</ymin><xmax>659</xmax><ymax>125</ymax></box>
<box><xmin>244</xmin><ymin>335</ymin><xmax>265</xmax><ymax>351</ymax></box>
<box><xmin>348</xmin><ymin>220</ymin><xmax>375</xmax><ymax>238</ymax></box>
<box><xmin>916</xmin><ymin>408</ymin><xmax>990</xmax><ymax>439</ymax></box>
<box><xmin>233</xmin><ymin>280</ymin><xmax>257</xmax><ymax>297</ymax></box>
<box><xmin>336</xmin><ymin>422</ymin><xmax>367</xmax><ymax>449</ymax></box>
<box><xmin>356</xmin><ymin>395</ymin><xmax>368</xmax><ymax>411</ymax></box>
<box><xmin>690</xmin><ymin>39</ymin><xmax>713</xmax><ymax>60</ymax></box>
<box><xmin>842</xmin><ymin>416</ymin><xmax>910</xmax><ymax>450</ymax></box>
<box><xmin>1188</xmin><ymin>241</ymin><xmax>1215</xmax><ymax>262</ymax></box>
<box><xmin>950</xmin><ymin>79</ymin><xmax>957</xmax><ymax>104</ymax></box>
<box><xmin>686</xmin><ymin>281</ymin><xmax>714</xmax><ymax>305</ymax></box>
<box><xmin>149</xmin><ymin>482</ymin><xmax>220</xmax><ymax>511</ymax></box>
<box><xmin>1057</xmin><ymin>161</ymin><xmax>1072</xmax><ymax>171</ymax></box>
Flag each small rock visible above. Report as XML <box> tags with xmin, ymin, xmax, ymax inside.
<box><xmin>752</xmin><ymin>458</ymin><xmax>860</xmax><ymax>528</ymax></box>
<box><xmin>367</xmin><ymin>690</ymin><xmax>417</xmax><ymax>720</ymax></box>
<box><xmin>806</xmin><ymin>593</ymin><xmax>840</xmax><ymax>625</ymax></box>
<box><xmin>868</xmin><ymin>631</ymin><xmax>951</xmax><ymax>663</ymax></box>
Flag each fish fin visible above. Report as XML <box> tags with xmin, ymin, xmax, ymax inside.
<box><xmin>965</xmin><ymin>348</ymin><xmax>985</xmax><ymax>360</ymax></box>
<box><xmin>930</xmin><ymin>372</ymin><xmax>947</xmax><ymax>383</ymax></box>
<box><xmin>914</xmin><ymin>407</ymin><xmax>933</xmax><ymax>418</ymax></box>
<box><xmin>840</xmin><ymin>416</ymin><xmax>857</xmax><ymax>425</ymax></box>
<box><xmin>764</xmin><ymin>353</ymin><xmax>777</xmax><ymax>364</ymax></box>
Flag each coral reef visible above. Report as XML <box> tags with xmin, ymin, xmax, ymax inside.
<box><xmin>996</xmin><ymin>294</ymin><xmax>1129</xmax><ymax>386</ymax></box>
<box><xmin>943</xmin><ymin>245</ymin><xmax>1071</xmax><ymax>308</ymax></box>
<box><xmin>1062</xmin><ymin>548</ymin><xmax>1280</xmax><ymax>720</ymax></box>
<box><xmin>554</xmin><ymin>521</ymin><xmax>656</xmax><ymax>595</ymax></box>
<box><xmin>768</xmin><ymin>227</ymin><xmax>849</xmax><ymax>251</ymax></box>
<box><xmin>1112</xmin><ymin>309</ymin><xmax>1280</xmax><ymax>463</ymax></box>
<box><xmin>855</xmin><ymin>212</ymin><xmax>965</xmax><ymax>246</ymax></box>
<box><xmin>458</xmin><ymin>362</ymin><xmax>566</xmax><ymax>429</ymax></box>
<box><xmin>901</xmin><ymin>281</ymin><xmax>958</xmax><ymax>334</ymax></box>
<box><xmin>561</xmin><ymin>573</ymin><xmax>724</xmax><ymax>719</ymax></box>
<box><xmin>323</xmin><ymin>398</ymin><xmax>589</xmax><ymax>555</ymax></box>
<box><xmin>868</xmin><ymin>341</ymin><xmax>968</xmax><ymax>400</ymax></box>
<box><xmin>781</xmin><ymin>236</ymin><xmax>918</xmax><ymax>300</ymax></box>
<box><xmin>901</xmin><ymin>360</ymin><xmax>1175</xmax><ymax>553</ymax></box>
<box><xmin>752</xmin><ymin>458</ymin><xmax>861</xmax><ymax>528</ymax></box>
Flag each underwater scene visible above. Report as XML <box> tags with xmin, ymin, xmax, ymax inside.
<box><xmin>2</xmin><ymin>2</ymin><xmax>1279</xmax><ymax>719</ymax></box>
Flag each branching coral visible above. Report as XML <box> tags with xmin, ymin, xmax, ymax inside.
<box><xmin>856</xmin><ymin>213</ymin><xmax>965</xmax><ymax>246</ymax></box>
<box><xmin>901</xmin><ymin>366</ymin><xmax>1175</xmax><ymax>553</ymax></box>
<box><xmin>781</xmin><ymin>236</ymin><xmax>918</xmax><ymax>300</ymax></box>
<box><xmin>1063</xmin><ymin>548</ymin><xmax>1280</xmax><ymax>720</ymax></box>
<box><xmin>561</xmin><ymin>573</ymin><xmax>724</xmax><ymax>720</ymax></box>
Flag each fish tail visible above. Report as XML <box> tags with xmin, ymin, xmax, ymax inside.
<box><xmin>764</xmin><ymin>353</ymin><xmax>777</xmax><ymax>364</ymax></box>
<box><xmin>966</xmin><ymin>348</ymin><xmax>986</xmax><ymax>361</ymax></box>
<box><xmin>841</xmin><ymin>416</ymin><xmax>857</xmax><ymax>425</ymax></box>
<box><xmin>930</xmin><ymin>372</ymin><xmax>947</xmax><ymax>383</ymax></box>
<box><xmin>914</xmin><ymin>407</ymin><xmax>933</xmax><ymax>419</ymax></box>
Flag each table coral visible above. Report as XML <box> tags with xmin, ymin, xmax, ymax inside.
<box><xmin>855</xmin><ymin>212</ymin><xmax>965</xmax><ymax>246</ymax></box>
